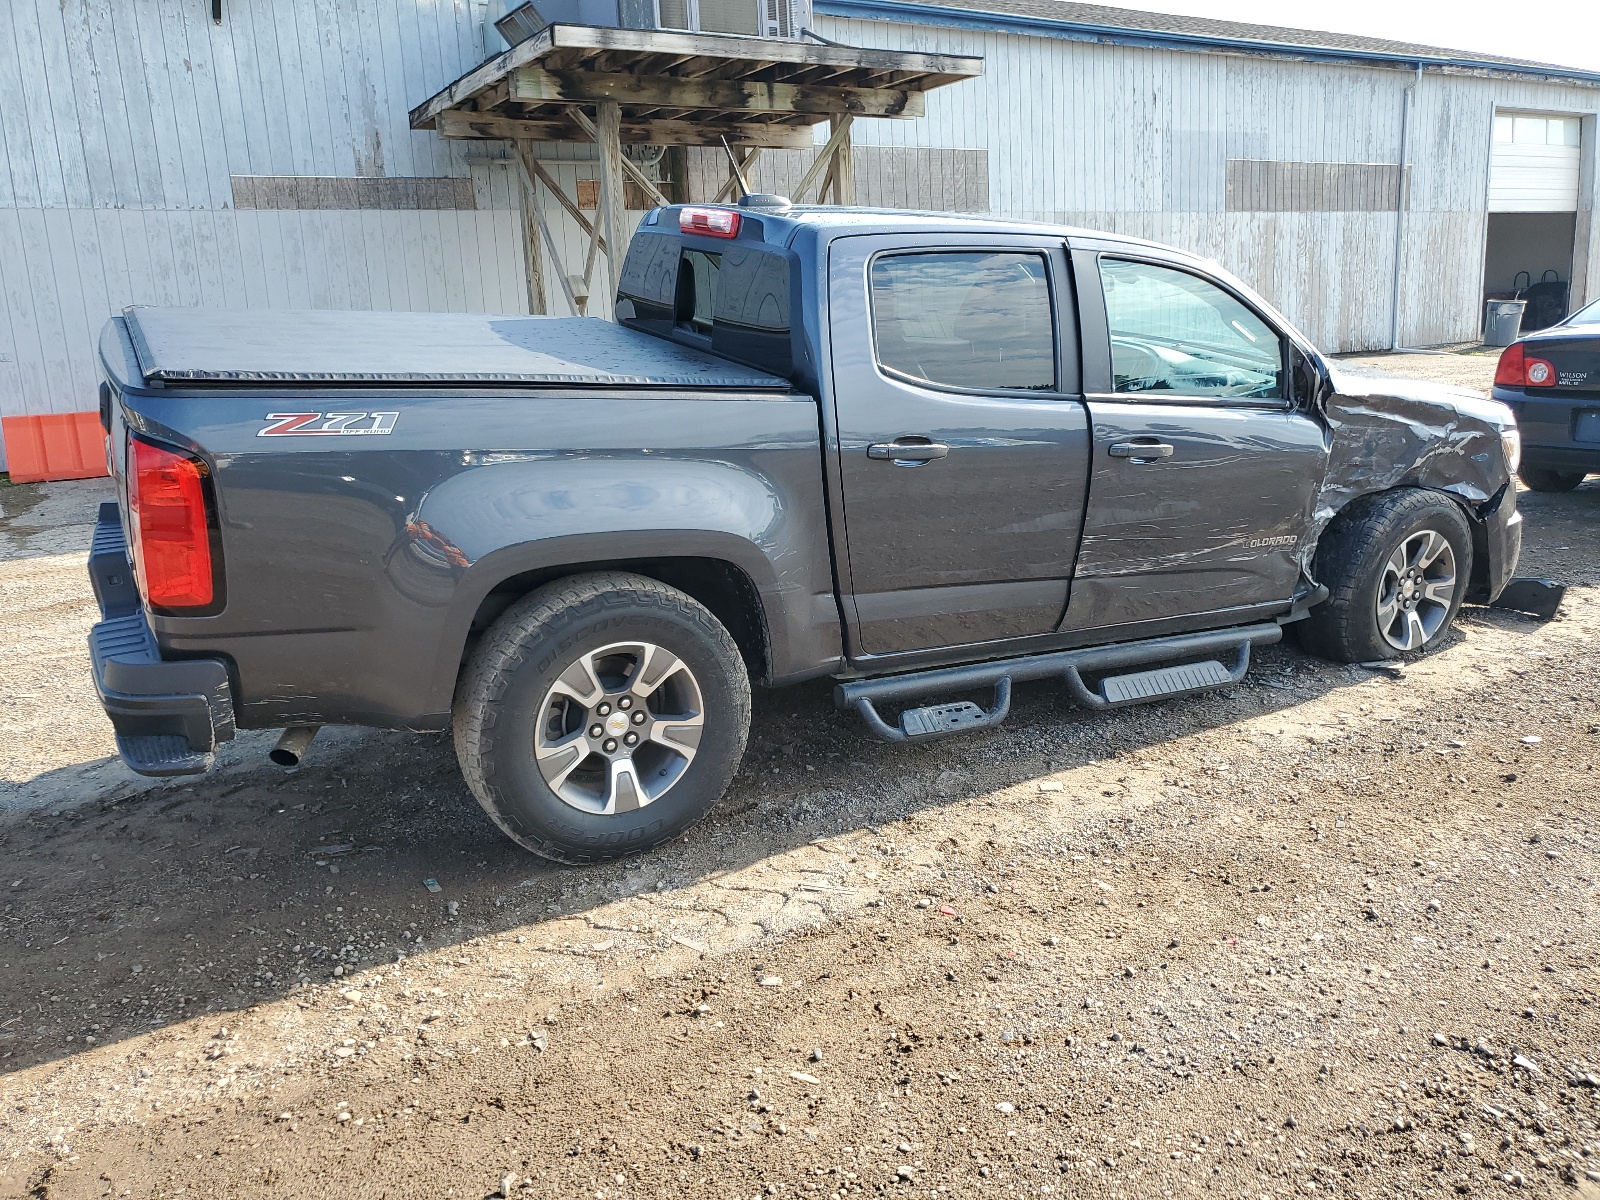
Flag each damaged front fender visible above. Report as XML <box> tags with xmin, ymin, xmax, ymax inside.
<box><xmin>1308</xmin><ymin>365</ymin><xmax>1520</xmax><ymax>596</ymax></box>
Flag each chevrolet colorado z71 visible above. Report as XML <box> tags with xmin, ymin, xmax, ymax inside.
<box><xmin>90</xmin><ymin>203</ymin><xmax>1526</xmax><ymax>862</ymax></box>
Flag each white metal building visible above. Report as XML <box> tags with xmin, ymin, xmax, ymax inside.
<box><xmin>1</xmin><ymin>0</ymin><xmax>1598</xmax><ymax>469</ymax></box>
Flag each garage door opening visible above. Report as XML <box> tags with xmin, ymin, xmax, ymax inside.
<box><xmin>1484</xmin><ymin>112</ymin><xmax>1581</xmax><ymax>334</ymax></box>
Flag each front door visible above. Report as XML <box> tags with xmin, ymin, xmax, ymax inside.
<box><xmin>1064</xmin><ymin>249</ymin><xmax>1330</xmax><ymax>633</ymax></box>
<box><xmin>827</xmin><ymin>235</ymin><xmax>1092</xmax><ymax>660</ymax></box>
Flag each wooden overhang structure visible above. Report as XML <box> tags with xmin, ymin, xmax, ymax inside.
<box><xmin>409</xmin><ymin>24</ymin><xmax>982</xmax><ymax>316</ymax></box>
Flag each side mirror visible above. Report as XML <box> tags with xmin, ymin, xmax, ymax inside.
<box><xmin>1291</xmin><ymin>345</ymin><xmax>1330</xmax><ymax>408</ymax></box>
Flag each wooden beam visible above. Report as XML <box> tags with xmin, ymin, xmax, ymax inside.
<box><xmin>595</xmin><ymin>99</ymin><xmax>631</xmax><ymax>315</ymax></box>
<box><xmin>511</xmin><ymin>141</ymin><xmax>582</xmax><ymax>317</ymax></box>
<box><xmin>829</xmin><ymin>114</ymin><xmax>854</xmax><ymax>205</ymax></box>
<box><xmin>714</xmin><ymin>146</ymin><xmax>762</xmax><ymax>203</ymax></box>
<box><xmin>410</xmin><ymin>27</ymin><xmax>557</xmax><ymax>128</ymax></box>
<box><xmin>527</xmin><ymin>157</ymin><xmax>605</xmax><ymax>255</ymax></box>
<box><xmin>514</xmin><ymin>139</ymin><xmax>548</xmax><ymax>315</ymax></box>
<box><xmin>541</xmin><ymin>23</ymin><xmax>984</xmax><ymax>81</ymax></box>
<box><xmin>509</xmin><ymin>68</ymin><xmax>924</xmax><ymax>118</ymax></box>
<box><xmin>568</xmin><ymin>109</ymin><xmax>672</xmax><ymax>209</ymax></box>
<box><xmin>434</xmin><ymin>110</ymin><xmax>814</xmax><ymax>148</ymax></box>
<box><xmin>794</xmin><ymin>114</ymin><xmax>852</xmax><ymax>203</ymax></box>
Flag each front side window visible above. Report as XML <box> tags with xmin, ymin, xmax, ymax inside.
<box><xmin>870</xmin><ymin>251</ymin><xmax>1055</xmax><ymax>392</ymax></box>
<box><xmin>1100</xmin><ymin>259</ymin><xmax>1283</xmax><ymax>400</ymax></box>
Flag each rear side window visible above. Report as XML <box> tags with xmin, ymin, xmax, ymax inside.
<box><xmin>1100</xmin><ymin>259</ymin><xmax>1283</xmax><ymax>400</ymax></box>
<box><xmin>869</xmin><ymin>251</ymin><xmax>1055</xmax><ymax>391</ymax></box>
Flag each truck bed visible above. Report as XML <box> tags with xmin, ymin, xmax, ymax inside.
<box><xmin>120</xmin><ymin>307</ymin><xmax>790</xmax><ymax>389</ymax></box>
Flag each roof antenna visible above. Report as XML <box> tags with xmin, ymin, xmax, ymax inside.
<box><xmin>720</xmin><ymin>136</ymin><xmax>752</xmax><ymax>203</ymax></box>
<box><xmin>719</xmin><ymin>135</ymin><xmax>792</xmax><ymax>212</ymax></box>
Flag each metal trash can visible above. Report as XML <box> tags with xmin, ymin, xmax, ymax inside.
<box><xmin>1484</xmin><ymin>298</ymin><xmax>1526</xmax><ymax>347</ymax></box>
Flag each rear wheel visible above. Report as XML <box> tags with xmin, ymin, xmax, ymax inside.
<box><xmin>1518</xmin><ymin>465</ymin><xmax>1587</xmax><ymax>493</ymax></box>
<box><xmin>1297</xmin><ymin>489</ymin><xmax>1472</xmax><ymax>663</ymax></box>
<box><xmin>454</xmin><ymin>572</ymin><xmax>750</xmax><ymax>863</ymax></box>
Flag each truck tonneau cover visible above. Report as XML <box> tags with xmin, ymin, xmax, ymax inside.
<box><xmin>121</xmin><ymin>307</ymin><xmax>790</xmax><ymax>389</ymax></box>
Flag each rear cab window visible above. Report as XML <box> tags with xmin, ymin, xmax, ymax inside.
<box><xmin>868</xmin><ymin>251</ymin><xmax>1056</xmax><ymax>392</ymax></box>
<box><xmin>616</xmin><ymin>220</ymin><xmax>794</xmax><ymax>376</ymax></box>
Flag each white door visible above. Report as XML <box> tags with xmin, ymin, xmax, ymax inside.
<box><xmin>1489</xmin><ymin>113</ymin><xmax>1582</xmax><ymax>213</ymax></box>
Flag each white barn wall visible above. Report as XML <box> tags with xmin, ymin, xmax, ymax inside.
<box><xmin>4</xmin><ymin>2</ymin><xmax>1600</xmax><ymax>470</ymax></box>
<box><xmin>0</xmin><ymin>0</ymin><xmax>532</xmax><ymax>468</ymax></box>
<box><xmin>818</xmin><ymin>13</ymin><xmax>1600</xmax><ymax>353</ymax></box>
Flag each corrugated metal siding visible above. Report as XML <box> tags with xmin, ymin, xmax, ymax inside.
<box><xmin>820</xmin><ymin>13</ymin><xmax>1600</xmax><ymax>352</ymax></box>
<box><xmin>1225</xmin><ymin>160</ymin><xmax>1404</xmax><ymax>212</ymax></box>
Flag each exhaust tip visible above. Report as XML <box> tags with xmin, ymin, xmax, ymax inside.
<box><xmin>270</xmin><ymin>725</ymin><xmax>320</xmax><ymax>768</ymax></box>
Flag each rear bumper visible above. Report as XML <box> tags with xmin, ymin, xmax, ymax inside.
<box><xmin>88</xmin><ymin>502</ymin><xmax>234</xmax><ymax>777</ymax></box>
<box><xmin>1494</xmin><ymin>386</ymin><xmax>1600</xmax><ymax>471</ymax></box>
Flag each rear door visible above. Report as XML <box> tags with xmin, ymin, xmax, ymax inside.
<box><xmin>827</xmin><ymin>235</ymin><xmax>1091</xmax><ymax>661</ymax></box>
<box><xmin>1064</xmin><ymin>246</ymin><xmax>1330</xmax><ymax>633</ymax></box>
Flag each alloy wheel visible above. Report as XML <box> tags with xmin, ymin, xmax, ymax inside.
<box><xmin>532</xmin><ymin>641</ymin><xmax>705</xmax><ymax>815</ymax></box>
<box><xmin>1375</xmin><ymin>529</ymin><xmax>1457</xmax><ymax>652</ymax></box>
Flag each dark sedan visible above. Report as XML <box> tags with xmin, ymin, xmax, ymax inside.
<box><xmin>1493</xmin><ymin>296</ymin><xmax>1600</xmax><ymax>491</ymax></box>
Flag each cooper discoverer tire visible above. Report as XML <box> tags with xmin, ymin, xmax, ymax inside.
<box><xmin>1297</xmin><ymin>489</ymin><xmax>1473</xmax><ymax>664</ymax></box>
<box><xmin>1517</xmin><ymin>465</ymin><xmax>1586</xmax><ymax>493</ymax></box>
<box><xmin>453</xmin><ymin>572</ymin><xmax>750</xmax><ymax>864</ymax></box>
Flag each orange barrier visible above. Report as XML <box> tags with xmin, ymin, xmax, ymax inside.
<box><xmin>2</xmin><ymin>411</ymin><xmax>110</xmax><ymax>484</ymax></box>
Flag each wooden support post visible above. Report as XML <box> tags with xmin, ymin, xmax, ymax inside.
<box><xmin>511</xmin><ymin>141</ymin><xmax>582</xmax><ymax>317</ymax></box>
<box><xmin>527</xmin><ymin>157</ymin><xmax>606</xmax><ymax>255</ymax></box>
<box><xmin>595</xmin><ymin>99</ymin><xmax>630</xmax><ymax>316</ymax></box>
<box><xmin>829</xmin><ymin>114</ymin><xmax>854</xmax><ymax>205</ymax></box>
<box><xmin>514</xmin><ymin>141</ymin><xmax>548</xmax><ymax>315</ymax></box>
<box><xmin>570</xmin><ymin>108</ymin><xmax>672</xmax><ymax>208</ymax></box>
<box><xmin>793</xmin><ymin>114</ymin><xmax>852</xmax><ymax>204</ymax></box>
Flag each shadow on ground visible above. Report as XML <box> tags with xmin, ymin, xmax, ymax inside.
<box><xmin>0</xmin><ymin>481</ymin><xmax>1590</xmax><ymax>1079</ymax></box>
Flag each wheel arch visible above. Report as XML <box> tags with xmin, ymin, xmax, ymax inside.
<box><xmin>1310</xmin><ymin>481</ymin><xmax>1498</xmax><ymax>602</ymax></box>
<box><xmin>431</xmin><ymin>533</ymin><xmax>779</xmax><ymax>715</ymax></box>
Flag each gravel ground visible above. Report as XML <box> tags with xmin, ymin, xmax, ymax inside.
<box><xmin>2</xmin><ymin>352</ymin><xmax>1598</xmax><ymax>1200</ymax></box>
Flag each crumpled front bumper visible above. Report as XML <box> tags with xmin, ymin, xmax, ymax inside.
<box><xmin>88</xmin><ymin>502</ymin><xmax>234</xmax><ymax>777</ymax></box>
<box><xmin>1473</xmin><ymin>482</ymin><xmax>1522</xmax><ymax>605</ymax></box>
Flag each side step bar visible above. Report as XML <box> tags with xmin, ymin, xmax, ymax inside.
<box><xmin>835</xmin><ymin>624</ymin><xmax>1282</xmax><ymax>744</ymax></box>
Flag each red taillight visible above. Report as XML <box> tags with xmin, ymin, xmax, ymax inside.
<box><xmin>1494</xmin><ymin>341</ymin><xmax>1557</xmax><ymax>389</ymax></box>
<box><xmin>678</xmin><ymin>206</ymin><xmax>740</xmax><ymax>238</ymax></box>
<box><xmin>127</xmin><ymin>437</ymin><xmax>216</xmax><ymax>611</ymax></box>
<box><xmin>1494</xmin><ymin>342</ymin><xmax>1524</xmax><ymax>387</ymax></box>
<box><xmin>1524</xmin><ymin>355</ymin><xmax>1556</xmax><ymax>387</ymax></box>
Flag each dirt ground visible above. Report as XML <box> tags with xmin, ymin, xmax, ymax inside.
<box><xmin>3</xmin><ymin>349</ymin><xmax>1600</xmax><ymax>1200</ymax></box>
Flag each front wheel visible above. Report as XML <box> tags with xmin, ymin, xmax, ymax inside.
<box><xmin>1297</xmin><ymin>489</ymin><xmax>1472</xmax><ymax>663</ymax></box>
<box><xmin>1518</xmin><ymin>465</ymin><xmax>1587</xmax><ymax>493</ymax></box>
<box><xmin>453</xmin><ymin>572</ymin><xmax>750</xmax><ymax>863</ymax></box>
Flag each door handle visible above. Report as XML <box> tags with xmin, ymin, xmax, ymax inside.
<box><xmin>1109</xmin><ymin>441</ymin><xmax>1174</xmax><ymax>460</ymax></box>
<box><xmin>868</xmin><ymin>439</ymin><xmax>950</xmax><ymax>464</ymax></box>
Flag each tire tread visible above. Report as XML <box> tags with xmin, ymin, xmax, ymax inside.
<box><xmin>1297</xmin><ymin>489</ymin><xmax>1471</xmax><ymax>663</ymax></box>
<box><xmin>453</xmin><ymin>572</ymin><xmax>749</xmax><ymax>864</ymax></box>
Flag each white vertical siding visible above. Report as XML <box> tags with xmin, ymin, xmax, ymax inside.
<box><xmin>0</xmin><ymin>0</ymin><xmax>527</xmax><ymax>468</ymax></box>
<box><xmin>820</xmin><ymin>13</ymin><xmax>1600</xmax><ymax>353</ymax></box>
<box><xmin>4</xmin><ymin>1</ymin><xmax>1600</xmax><ymax>470</ymax></box>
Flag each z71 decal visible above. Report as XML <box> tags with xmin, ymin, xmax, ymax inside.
<box><xmin>257</xmin><ymin>412</ymin><xmax>399</xmax><ymax>437</ymax></box>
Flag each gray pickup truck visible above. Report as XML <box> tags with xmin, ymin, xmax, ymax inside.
<box><xmin>90</xmin><ymin>203</ymin><xmax>1528</xmax><ymax>862</ymax></box>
